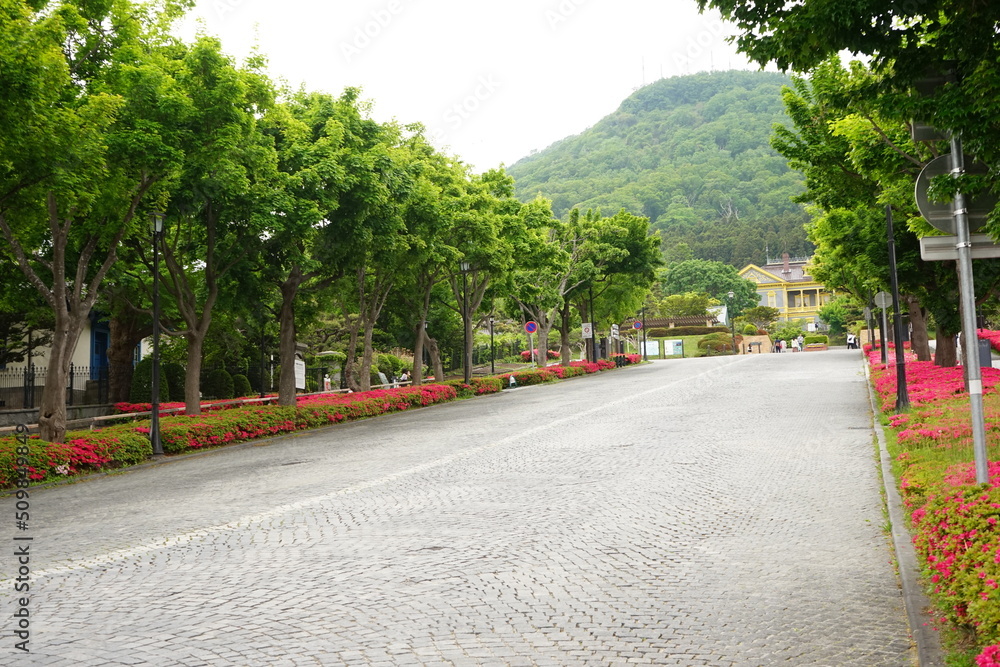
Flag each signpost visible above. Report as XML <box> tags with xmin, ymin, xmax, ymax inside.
<box><xmin>911</xmin><ymin>132</ymin><xmax>991</xmax><ymax>483</ymax></box>
<box><xmin>524</xmin><ymin>321</ymin><xmax>538</xmax><ymax>365</ymax></box>
<box><xmin>874</xmin><ymin>290</ymin><xmax>891</xmax><ymax>365</ymax></box>
<box><xmin>919</xmin><ymin>234</ymin><xmax>1000</xmax><ymax>261</ymax></box>
<box><xmin>581</xmin><ymin>322</ymin><xmax>593</xmax><ymax>339</ymax></box>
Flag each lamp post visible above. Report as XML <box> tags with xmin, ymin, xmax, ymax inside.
<box><xmin>489</xmin><ymin>314</ymin><xmax>495</xmax><ymax>375</ymax></box>
<box><xmin>150</xmin><ymin>211</ymin><xmax>165</xmax><ymax>457</ymax></box>
<box><xmin>460</xmin><ymin>261</ymin><xmax>472</xmax><ymax>383</ymax></box>
<box><xmin>727</xmin><ymin>291</ymin><xmax>737</xmax><ymax>355</ymax></box>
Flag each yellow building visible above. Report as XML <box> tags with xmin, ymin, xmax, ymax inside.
<box><xmin>738</xmin><ymin>254</ymin><xmax>834</xmax><ymax>329</ymax></box>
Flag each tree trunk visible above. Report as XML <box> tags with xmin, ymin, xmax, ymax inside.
<box><xmin>426</xmin><ymin>336</ymin><xmax>444</xmax><ymax>382</ymax></box>
<box><xmin>344</xmin><ymin>317</ymin><xmax>362</xmax><ymax>392</ymax></box>
<box><xmin>108</xmin><ymin>313</ymin><xmax>149</xmax><ymax>404</ymax></box>
<box><xmin>412</xmin><ymin>323</ymin><xmax>426</xmax><ymax>386</ymax></box>
<box><xmin>360</xmin><ymin>322</ymin><xmax>375</xmax><ymax>391</ymax></box>
<box><xmin>184</xmin><ymin>333</ymin><xmax>204</xmax><ymax>415</ymax></box>
<box><xmin>560</xmin><ymin>299</ymin><xmax>572</xmax><ymax>365</ymax></box>
<box><xmin>277</xmin><ymin>267</ymin><xmax>302</xmax><ymax>407</ymax></box>
<box><xmin>37</xmin><ymin>313</ymin><xmax>82</xmax><ymax>443</ymax></box>
<box><xmin>935</xmin><ymin>328</ymin><xmax>958</xmax><ymax>367</ymax></box>
<box><xmin>906</xmin><ymin>296</ymin><xmax>931</xmax><ymax>362</ymax></box>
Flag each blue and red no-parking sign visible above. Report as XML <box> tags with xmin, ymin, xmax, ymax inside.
<box><xmin>524</xmin><ymin>321</ymin><xmax>538</xmax><ymax>334</ymax></box>
<box><xmin>633</xmin><ymin>321</ymin><xmax>643</xmax><ymax>330</ymax></box>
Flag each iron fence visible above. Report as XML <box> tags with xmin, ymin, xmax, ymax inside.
<box><xmin>0</xmin><ymin>365</ymin><xmax>108</xmax><ymax>410</ymax></box>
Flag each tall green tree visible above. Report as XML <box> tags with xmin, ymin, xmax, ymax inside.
<box><xmin>0</xmin><ymin>0</ymin><xmax>187</xmax><ymax>441</ymax></box>
<box><xmin>157</xmin><ymin>36</ymin><xmax>277</xmax><ymax>414</ymax></box>
<box><xmin>661</xmin><ymin>259</ymin><xmax>757</xmax><ymax>315</ymax></box>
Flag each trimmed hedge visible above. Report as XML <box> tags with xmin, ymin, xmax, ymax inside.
<box><xmin>232</xmin><ymin>373</ymin><xmax>252</xmax><ymax>398</ymax></box>
<box><xmin>441</xmin><ymin>378</ymin><xmax>504</xmax><ymax>397</ymax></box>
<box><xmin>202</xmin><ymin>368</ymin><xmax>234</xmax><ymax>400</ymax></box>
<box><xmin>130</xmin><ymin>357</ymin><xmax>169</xmax><ymax>403</ymax></box>
<box><xmin>163</xmin><ymin>362</ymin><xmax>186</xmax><ymax>402</ymax></box>
<box><xmin>804</xmin><ymin>335</ymin><xmax>828</xmax><ymax>344</ymax></box>
<box><xmin>0</xmin><ymin>426</ymin><xmax>151</xmax><ymax>487</ymax></box>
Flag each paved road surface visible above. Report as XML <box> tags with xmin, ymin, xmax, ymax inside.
<box><xmin>1</xmin><ymin>350</ymin><xmax>912</xmax><ymax>666</ymax></box>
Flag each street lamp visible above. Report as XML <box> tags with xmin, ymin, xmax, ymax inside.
<box><xmin>150</xmin><ymin>211</ymin><xmax>166</xmax><ymax>457</ymax></box>
<box><xmin>460</xmin><ymin>261</ymin><xmax>472</xmax><ymax>383</ymax></box>
<box><xmin>727</xmin><ymin>291</ymin><xmax>737</xmax><ymax>355</ymax></box>
<box><xmin>489</xmin><ymin>314</ymin><xmax>495</xmax><ymax>375</ymax></box>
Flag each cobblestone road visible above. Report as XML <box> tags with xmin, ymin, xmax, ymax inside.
<box><xmin>1</xmin><ymin>350</ymin><xmax>912</xmax><ymax>666</ymax></box>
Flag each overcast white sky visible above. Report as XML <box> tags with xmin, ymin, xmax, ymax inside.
<box><xmin>177</xmin><ymin>0</ymin><xmax>765</xmax><ymax>172</ymax></box>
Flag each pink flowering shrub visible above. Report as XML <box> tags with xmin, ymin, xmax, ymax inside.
<box><xmin>911</xmin><ymin>463</ymin><xmax>1000</xmax><ymax>643</ymax></box>
<box><xmin>519</xmin><ymin>349</ymin><xmax>560</xmax><ymax>361</ymax></box>
<box><xmin>114</xmin><ymin>396</ymin><xmax>276</xmax><ymax>415</ymax></box>
<box><xmin>978</xmin><ymin>644</ymin><xmax>1000</xmax><ymax>667</ymax></box>
<box><xmin>876</xmin><ymin>332</ymin><xmax>1000</xmax><ymax>650</ymax></box>
<box><xmin>0</xmin><ymin>427</ymin><xmax>151</xmax><ymax>487</ymax></box>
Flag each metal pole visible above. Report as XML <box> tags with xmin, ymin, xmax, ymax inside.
<box><xmin>880</xmin><ymin>309</ymin><xmax>889</xmax><ymax>365</ymax></box>
<box><xmin>588</xmin><ymin>285</ymin><xmax>596</xmax><ymax>363</ymax></box>
<box><xmin>727</xmin><ymin>291</ymin><xmax>737</xmax><ymax>355</ymax></box>
<box><xmin>259</xmin><ymin>306</ymin><xmax>266</xmax><ymax>398</ymax></box>
<box><xmin>489</xmin><ymin>315</ymin><xmax>495</xmax><ymax>375</ymax></box>
<box><xmin>886</xmin><ymin>205</ymin><xmax>909</xmax><ymax>412</ymax></box>
<box><xmin>150</xmin><ymin>221</ymin><xmax>163</xmax><ymax>457</ymax></box>
<box><xmin>641</xmin><ymin>307</ymin><xmax>647</xmax><ymax>361</ymax></box>
<box><xmin>462</xmin><ymin>269</ymin><xmax>470</xmax><ymax>383</ymax></box>
<box><xmin>951</xmin><ymin>134</ymin><xmax>989</xmax><ymax>484</ymax></box>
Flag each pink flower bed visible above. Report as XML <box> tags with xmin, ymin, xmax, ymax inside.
<box><xmin>877</xmin><ymin>330</ymin><xmax>1000</xmax><ymax>649</ymax></box>
<box><xmin>868</xmin><ymin>344</ymin><xmax>1000</xmax><ymax>413</ymax></box>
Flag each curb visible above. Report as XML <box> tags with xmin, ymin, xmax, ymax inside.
<box><xmin>863</xmin><ymin>358</ymin><xmax>944</xmax><ymax>666</ymax></box>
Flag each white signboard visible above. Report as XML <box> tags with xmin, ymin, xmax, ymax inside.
<box><xmin>581</xmin><ymin>322</ymin><xmax>593</xmax><ymax>339</ymax></box>
<box><xmin>920</xmin><ymin>234</ymin><xmax>1000</xmax><ymax>261</ymax></box>
<box><xmin>642</xmin><ymin>341</ymin><xmax>660</xmax><ymax>357</ymax></box>
<box><xmin>610</xmin><ymin>324</ymin><xmax>620</xmax><ymax>339</ymax></box>
<box><xmin>665</xmin><ymin>340</ymin><xmax>684</xmax><ymax>356</ymax></box>
<box><xmin>294</xmin><ymin>359</ymin><xmax>306</xmax><ymax>390</ymax></box>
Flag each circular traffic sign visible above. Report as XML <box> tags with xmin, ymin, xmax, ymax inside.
<box><xmin>915</xmin><ymin>155</ymin><xmax>996</xmax><ymax>234</ymax></box>
<box><xmin>874</xmin><ymin>291</ymin><xmax>891</xmax><ymax>309</ymax></box>
<box><xmin>633</xmin><ymin>321</ymin><xmax>643</xmax><ymax>330</ymax></box>
<box><xmin>524</xmin><ymin>321</ymin><xmax>538</xmax><ymax>334</ymax></box>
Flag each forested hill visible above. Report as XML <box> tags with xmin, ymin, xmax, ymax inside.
<box><xmin>507</xmin><ymin>70</ymin><xmax>813</xmax><ymax>268</ymax></box>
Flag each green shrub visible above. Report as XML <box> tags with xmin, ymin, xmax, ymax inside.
<box><xmin>129</xmin><ymin>357</ymin><xmax>169</xmax><ymax>403</ymax></box>
<box><xmin>163</xmin><ymin>362</ymin><xmax>186</xmax><ymax>402</ymax></box>
<box><xmin>376</xmin><ymin>353</ymin><xmax>405</xmax><ymax>378</ymax></box>
<box><xmin>698</xmin><ymin>332</ymin><xmax>736</xmax><ymax>354</ymax></box>
<box><xmin>441</xmin><ymin>377</ymin><xmax>504</xmax><ymax>397</ymax></box>
<box><xmin>804</xmin><ymin>335</ymin><xmax>828</xmax><ymax>344</ymax></box>
<box><xmin>232</xmin><ymin>373</ymin><xmax>252</xmax><ymax>398</ymax></box>
<box><xmin>202</xmin><ymin>368</ymin><xmax>234</xmax><ymax>400</ymax></box>
<box><xmin>742</xmin><ymin>323</ymin><xmax>758</xmax><ymax>335</ymax></box>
